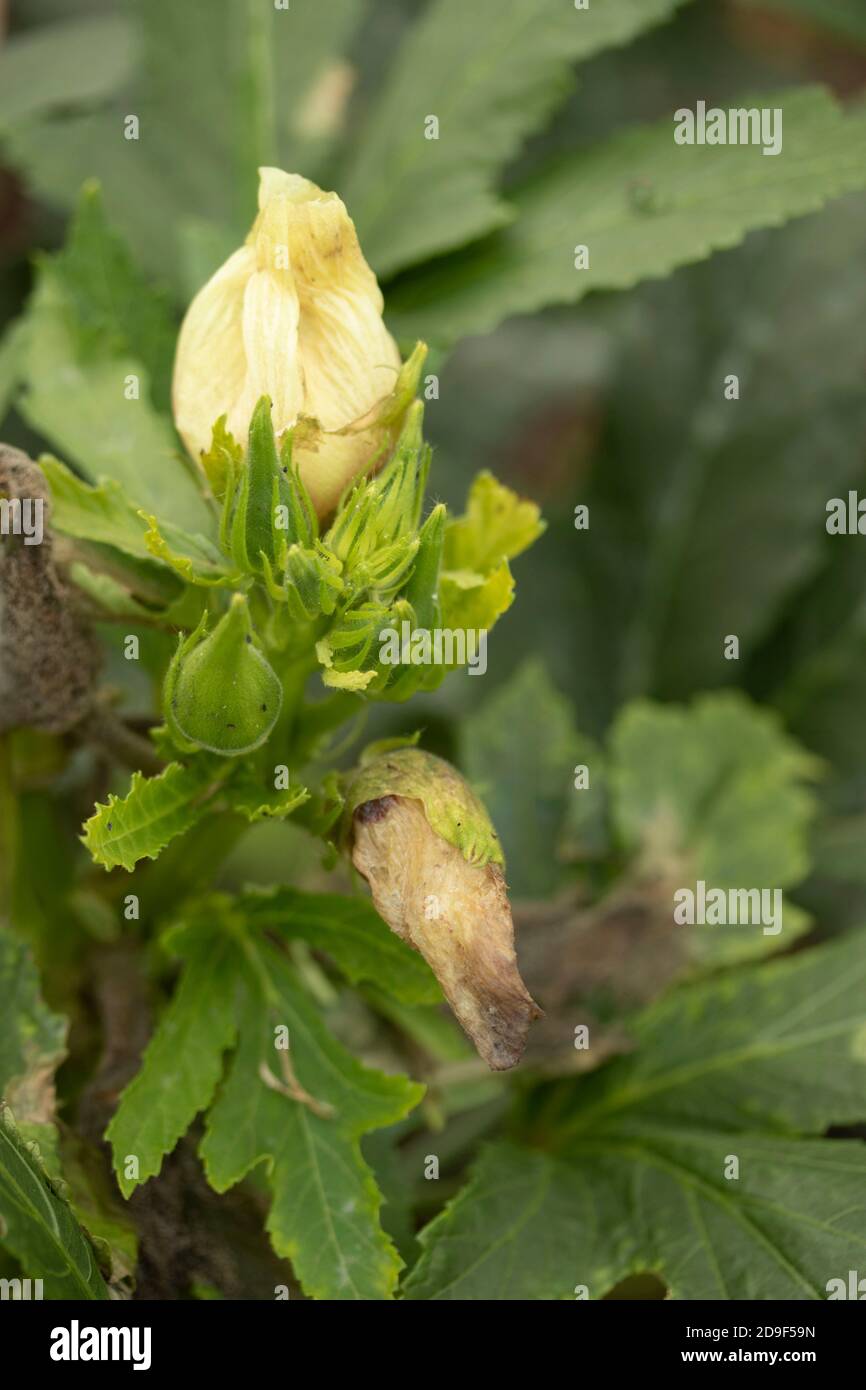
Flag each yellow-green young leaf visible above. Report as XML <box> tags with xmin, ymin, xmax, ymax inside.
<box><xmin>439</xmin><ymin>563</ymin><xmax>514</xmax><ymax>635</ymax></box>
<box><xmin>221</xmin><ymin>774</ymin><xmax>310</xmax><ymax>825</ymax></box>
<box><xmin>82</xmin><ymin>761</ymin><xmax>223</xmax><ymax>872</ymax></box>
<box><xmin>236</xmin><ymin>887</ymin><xmax>441</xmax><ymax>1005</ymax></box>
<box><xmin>106</xmin><ymin>930</ymin><xmax>243</xmax><ymax>1197</ymax></box>
<box><xmin>405</xmin><ymin>933</ymin><xmax>866</xmax><ymax>1300</ymax></box>
<box><xmin>141</xmin><ymin>513</ymin><xmax>234</xmax><ymax>587</ymax></box>
<box><xmin>0</xmin><ymin>928</ymin><xmax>67</xmax><ymax>1168</ymax></box>
<box><xmin>345</xmin><ymin>0</ymin><xmax>693</xmax><ymax>277</ymax></box>
<box><xmin>200</xmin><ymin>943</ymin><xmax>424</xmax><ymax>1301</ymax></box>
<box><xmin>0</xmin><ymin>1105</ymin><xmax>108</xmax><ymax>1300</ymax></box>
<box><xmin>444</xmin><ymin>472</ymin><xmax>545</xmax><ymax>573</ymax></box>
<box><xmin>388</xmin><ymin>87</ymin><xmax>866</xmax><ymax>345</ymax></box>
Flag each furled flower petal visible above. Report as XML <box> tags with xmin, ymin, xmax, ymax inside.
<box><xmin>173</xmin><ymin>167</ymin><xmax>405</xmax><ymax>517</ymax></box>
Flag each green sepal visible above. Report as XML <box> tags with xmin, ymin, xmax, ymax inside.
<box><xmin>367</xmin><ymin>400</ymin><xmax>430</xmax><ymax>545</ymax></box>
<box><xmin>324</xmin><ymin>485</ymin><xmax>377</xmax><ymax>568</ymax></box>
<box><xmin>277</xmin><ymin>432</ymin><xmax>318</xmax><ymax>547</ymax></box>
<box><xmin>403</xmin><ymin>502</ymin><xmax>445</xmax><ymax>629</ymax></box>
<box><xmin>165</xmin><ymin>594</ymin><xmax>283</xmax><ymax>756</ymax></box>
<box><xmin>227</xmin><ymin>398</ymin><xmax>317</xmax><ymax>577</ymax></box>
<box><xmin>286</xmin><ymin>544</ymin><xmax>343</xmax><ymax>620</ymax></box>
<box><xmin>349</xmin><ymin>535</ymin><xmax>420</xmax><ymax>600</ymax></box>
<box><xmin>342</xmin><ymin>747</ymin><xmax>504</xmax><ymax>868</ymax></box>
<box><xmin>316</xmin><ymin>600</ymin><xmax>391</xmax><ymax>691</ymax></box>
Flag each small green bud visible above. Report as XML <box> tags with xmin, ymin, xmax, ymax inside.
<box><xmin>165</xmin><ymin>594</ymin><xmax>282</xmax><ymax>755</ymax></box>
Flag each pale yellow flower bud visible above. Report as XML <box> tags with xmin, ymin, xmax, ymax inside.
<box><xmin>172</xmin><ymin>167</ymin><xmax>406</xmax><ymax>518</ymax></box>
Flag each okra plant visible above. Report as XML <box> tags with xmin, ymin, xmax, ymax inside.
<box><xmin>3</xmin><ymin>0</ymin><xmax>866</xmax><ymax>1306</ymax></box>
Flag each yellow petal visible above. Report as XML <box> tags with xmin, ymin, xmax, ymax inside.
<box><xmin>173</xmin><ymin>166</ymin><xmax>405</xmax><ymax>515</ymax></box>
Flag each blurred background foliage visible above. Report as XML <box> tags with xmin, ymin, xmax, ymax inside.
<box><xmin>2</xmin><ymin>0</ymin><xmax>866</xmax><ymax>1299</ymax></box>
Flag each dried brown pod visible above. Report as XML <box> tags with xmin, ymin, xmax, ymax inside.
<box><xmin>345</xmin><ymin>748</ymin><xmax>541</xmax><ymax>1070</ymax></box>
<box><xmin>0</xmin><ymin>444</ymin><xmax>99</xmax><ymax>733</ymax></box>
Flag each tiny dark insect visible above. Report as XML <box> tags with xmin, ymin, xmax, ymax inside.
<box><xmin>226</xmin><ymin>722</ymin><xmax>236</xmax><ymax>729</ymax></box>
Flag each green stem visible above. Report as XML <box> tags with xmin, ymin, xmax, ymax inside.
<box><xmin>293</xmin><ymin>690</ymin><xmax>365</xmax><ymax>763</ymax></box>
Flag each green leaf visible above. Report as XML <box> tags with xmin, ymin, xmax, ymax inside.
<box><xmin>141</xmin><ymin>513</ymin><xmax>232</xmax><ymax>587</ymax></box>
<box><xmin>610</xmin><ymin>692</ymin><xmax>817</xmax><ymax>889</ymax></box>
<box><xmin>41</xmin><ymin>456</ymin><xmax>156</xmax><ymax>560</ymax></box>
<box><xmin>406</xmin><ymin>933</ymin><xmax>866</xmax><ymax>1299</ymax></box>
<box><xmin>221</xmin><ymin>774</ymin><xmax>310</xmax><ymax>825</ymax></box>
<box><xmin>387</xmin><ymin>87</ymin><xmax>866</xmax><ymax>345</ymax></box>
<box><xmin>0</xmin><ymin>928</ymin><xmax>66</xmax><ymax>1164</ymax></box>
<box><xmin>236</xmin><ymin>887</ymin><xmax>442</xmax><ymax>1004</ymax></box>
<box><xmin>608</xmin><ymin>693</ymin><xmax>817</xmax><ymax>964</ymax></box>
<box><xmin>200</xmin><ymin>942</ymin><xmax>424</xmax><ymax>1300</ymax></box>
<box><xmin>0</xmin><ymin>1106</ymin><xmax>108</xmax><ymax>1300</ymax></box>
<box><xmin>406</xmin><ymin>1132</ymin><xmax>866</xmax><ymax>1300</ymax></box>
<box><xmin>82</xmin><ymin>761</ymin><xmax>225</xmax><ymax>872</ymax></box>
<box><xmin>106</xmin><ymin>929</ymin><xmax>243</xmax><ymax>1197</ymax></box>
<box><xmin>0</xmin><ymin>14</ymin><xmax>133</xmax><ymax>129</ymax></box>
<box><xmin>42</xmin><ymin>456</ymin><xmax>228</xmax><ymax>601</ymax></box>
<box><xmin>346</xmin><ymin>0</ymin><xmax>692</xmax><ymax>277</ymax></box>
<box><xmin>4</xmin><ymin>0</ymin><xmax>365</xmax><ymax>289</ymax></box>
<box><xmin>58</xmin><ymin>1130</ymin><xmax>138</xmax><ymax>1294</ymax></box>
<box><xmin>46</xmin><ymin>182</ymin><xmax>177</xmax><ymax>413</ymax></box>
<box><xmin>17</xmin><ymin>271</ymin><xmax>211</xmax><ymax>537</ymax></box>
<box><xmin>0</xmin><ymin>318</ymin><xmax>28</xmax><ymax>426</ymax></box>
<box><xmin>462</xmin><ymin>660</ymin><xmax>587</xmax><ymax>897</ymax></box>
<box><xmin>518</xmin><ymin>193</ymin><xmax>866</xmax><ymax>731</ymax></box>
